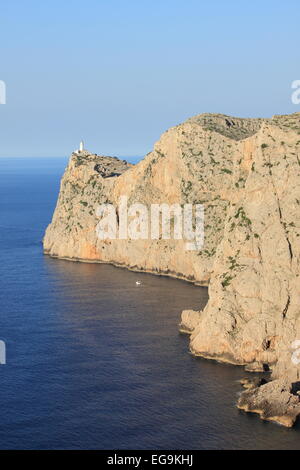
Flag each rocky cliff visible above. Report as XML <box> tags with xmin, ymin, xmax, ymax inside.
<box><xmin>180</xmin><ymin>112</ymin><xmax>300</xmax><ymax>426</ymax></box>
<box><xmin>44</xmin><ymin>112</ymin><xmax>300</xmax><ymax>426</ymax></box>
<box><xmin>45</xmin><ymin>113</ymin><xmax>261</xmax><ymax>284</ymax></box>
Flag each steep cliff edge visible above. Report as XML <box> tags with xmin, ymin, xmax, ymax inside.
<box><xmin>44</xmin><ymin>113</ymin><xmax>262</xmax><ymax>284</ymax></box>
<box><xmin>44</xmin><ymin>112</ymin><xmax>300</xmax><ymax>426</ymax></box>
<box><xmin>180</xmin><ymin>112</ymin><xmax>300</xmax><ymax>426</ymax></box>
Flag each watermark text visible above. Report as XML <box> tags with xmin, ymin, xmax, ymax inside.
<box><xmin>0</xmin><ymin>341</ymin><xmax>6</xmax><ymax>365</ymax></box>
<box><xmin>291</xmin><ymin>340</ymin><xmax>300</xmax><ymax>365</ymax></box>
<box><xmin>291</xmin><ymin>80</ymin><xmax>300</xmax><ymax>105</ymax></box>
<box><xmin>95</xmin><ymin>196</ymin><xmax>204</xmax><ymax>251</ymax></box>
<box><xmin>0</xmin><ymin>80</ymin><xmax>6</xmax><ymax>104</ymax></box>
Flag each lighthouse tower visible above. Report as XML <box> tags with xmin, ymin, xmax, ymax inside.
<box><xmin>75</xmin><ymin>140</ymin><xmax>85</xmax><ymax>154</ymax></box>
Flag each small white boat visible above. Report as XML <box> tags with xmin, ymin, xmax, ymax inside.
<box><xmin>136</xmin><ymin>281</ymin><xmax>141</xmax><ymax>286</ymax></box>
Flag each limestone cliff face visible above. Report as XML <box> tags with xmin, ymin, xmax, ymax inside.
<box><xmin>45</xmin><ymin>112</ymin><xmax>300</xmax><ymax>426</ymax></box>
<box><xmin>180</xmin><ymin>113</ymin><xmax>300</xmax><ymax>426</ymax></box>
<box><xmin>44</xmin><ymin>113</ymin><xmax>261</xmax><ymax>284</ymax></box>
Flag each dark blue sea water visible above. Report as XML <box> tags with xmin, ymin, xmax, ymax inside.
<box><xmin>1</xmin><ymin>157</ymin><xmax>300</xmax><ymax>450</ymax></box>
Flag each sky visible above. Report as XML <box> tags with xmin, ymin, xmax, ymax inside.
<box><xmin>0</xmin><ymin>0</ymin><xmax>299</xmax><ymax>157</ymax></box>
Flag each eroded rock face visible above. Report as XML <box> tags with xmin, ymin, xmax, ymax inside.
<box><xmin>45</xmin><ymin>112</ymin><xmax>300</xmax><ymax>426</ymax></box>
<box><xmin>181</xmin><ymin>113</ymin><xmax>300</xmax><ymax>426</ymax></box>
<box><xmin>44</xmin><ymin>113</ymin><xmax>263</xmax><ymax>284</ymax></box>
<box><xmin>237</xmin><ymin>379</ymin><xmax>300</xmax><ymax>427</ymax></box>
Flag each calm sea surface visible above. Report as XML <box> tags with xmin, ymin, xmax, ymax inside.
<box><xmin>0</xmin><ymin>157</ymin><xmax>300</xmax><ymax>450</ymax></box>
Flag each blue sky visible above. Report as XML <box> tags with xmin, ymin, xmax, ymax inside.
<box><xmin>0</xmin><ymin>0</ymin><xmax>299</xmax><ymax>157</ymax></box>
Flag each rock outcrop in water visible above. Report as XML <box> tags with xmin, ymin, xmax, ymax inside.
<box><xmin>44</xmin><ymin>112</ymin><xmax>300</xmax><ymax>427</ymax></box>
<box><xmin>180</xmin><ymin>112</ymin><xmax>300</xmax><ymax>427</ymax></box>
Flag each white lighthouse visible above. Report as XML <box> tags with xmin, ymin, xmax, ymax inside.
<box><xmin>75</xmin><ymin>140</ymin><xmax>85</xmax><ymax>154</ymax></box>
